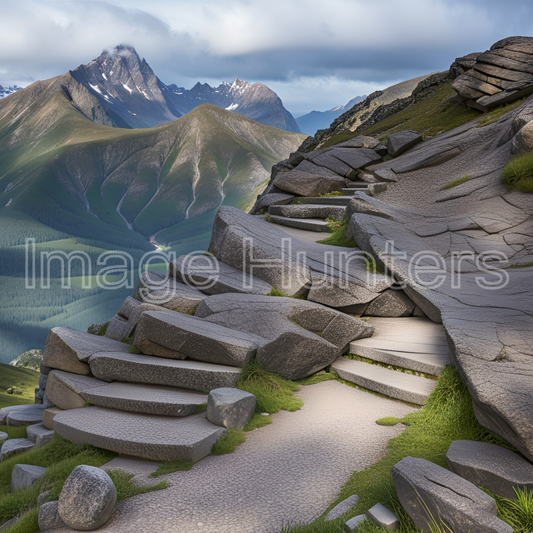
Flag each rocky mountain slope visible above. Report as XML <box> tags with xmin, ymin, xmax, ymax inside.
<box><xmin>296</xmin><ymin>95</ymin><xmax>366</xmax><ymax>135</ymax></box>
<box><xmin>168</xmin><ymin>79</ymin><xmax>302</xmax><ymax>133</ymax></box>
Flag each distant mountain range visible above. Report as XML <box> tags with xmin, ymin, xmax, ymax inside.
<box><xmin>0</xmin><ymin>47</ymin><xmax>305</xmax><ymax>362</ymax></box>
<box><xmin>0</xmin><ymin>85</ymin><xmax>22</xmax><ymax>99</ymax></box>
<box><xmin>61</xmin><ymin>45</ymin><xmax>301</xmax><ymax>132</ymax></box>
<box><xmin>296</xmin><ymin>96</ymin><xmax>366</xmax><ymax>135</ymax></box>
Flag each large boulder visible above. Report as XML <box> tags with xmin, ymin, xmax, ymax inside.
<box><xmin>169</xmin><ymin>255</ymin><xmax>272</xmax><ymax>296</ymax></box>
<box><xmin>43</xmin><ymin>327</ymin><xmax>129</xmax><ymax>375</ymax></box>
<box><xmin>446</xmin><ymin>440</ymin><xmax>533</xmax><ymax>500</ymax></box>
<box><xmin>196</xmin><ymin>293</ymin><xmax>373</xmax><ymax>380</ymax></box>
<box><xmin>386</xmin><ymin>130</ymin><xmax>422</xmax><ymax>157</ymax></box>
<box><xmin>134</xmin><ymin>310</ymin><xmax>263</xmax><ymax>367</ymax></box>
<box><xmin>273</xmin><ymin>167</ymin><xmax>345</xmax><ymax>196</ymax></box>
<box><xmin>207</xmin><ymin>388</ymin><xmax>256</xmax><ymax>430</ymax></box>
<box><xmin>58</xmin><ymin>465</ymin><xmax>117</xmax><ymax>531</ymax></box>
<box><xmin>452</xmin><ymin>37</ymin><xmax>533</xmax><ymax>111</ymax></box>
<box><xmin>46</xmin><ymin>371</ymin><xmax>107</xmax><ymax>410</ymax></box>
<box><xmin>392</xmin><ymin>457</ymin><xmax>512</xmax><ymax>533</ymax></box>
<box><xmin>208</xmin><ymin>206</ymin><xmax>394</xmax><ymax>305</ymax></box>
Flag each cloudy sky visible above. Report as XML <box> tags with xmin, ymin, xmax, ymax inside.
<box><xmin>1</xmin><ymin>0</ymin><xmax>532</xmax><ymax>114</ymax></box>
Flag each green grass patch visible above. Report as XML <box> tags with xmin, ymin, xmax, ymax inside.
<box><xmin>87</xmin><ymin>322</ymin><xmax>110</xmax><ymax>336</ymax></box>
<box><xmin>237</xmin><ymin>360</ymin><xmax>303</xmax><ymax>414</ymax></box>
<box><xmin>268</xmin><ymin>288</ymin><xmax>307</xmax><ymax>300</ymax></box>
<box><xmin>477</xmin><ymin>97</ymin><xmax>526</xmax><ymax>127</ymax></box>
<box><xmin>316</xmin><ymin>220</ymin><xmax>357</xmax><ymax>247</ymax></box>
<box><xmin>244</xmin><ymin>412</ymin><xmax>273</xmax><ymax>431</ymax></box>
<box><xmin>376</xmin><ymin>417</ymin><xmax>402</xmax><ymax>427</ymax></box>
<box><xmin>501</xmin><ymin>152</ymin><xmax>533</xmax><ymax>193</ymax></box>
<box><xmin>194</xmin><ymin>403</ymin><xmax>208</xmax><ymax>415</ymax></box>
<box><xmin>107</xmin><ymin>469</ymin><xmax>168</xmax><ymax>501</ymax></box>
<box><xmin>317</xmin><ymin>191</ymin><xmax>342</xmax><ymax>197</ymax></box>
<box><xmin>149</xmin><ymin>459</ymin><xmax>193</xmax><ymax>478</ymax></box>
<box><xmin>128</xmin><ymin>345</ymin><xmax>142</xmax><ymax>354</ymax></box>
<box><xmin>0</xmin><ymin>426</ymin><xmax>28</xmax><ymax>439</ymax></box>
<box><xmin>325</xmin><ymin>217</ymin><xmax>343</xmax><ymax>233</ymax></box>
<box><xmin>281</xmin><ymin>367</ymin><xmax>513</xmax><ymax>532</ymax></box>
<box><xmin>0</xmin><ymin>364</ymin><xmax>40</xmax><ymax>410</ymax></box>
<box><xmin>295</xmin><ymin>371</ymin><xmax>336</xmax><ymax>386</ymax></box>
<box><xmin>440</xmin><ymin>174</ymin><xmax>471</xmax><ymax>191</ymax></box>
<box><xmin>487</xmin><ymin>487</ymin><xmax>533</xmax><ymax>532</ymax></box>
<box><xmin>210</xmin><ymin>429</ymin><xmax>247</xmax><ymax>455</ymax></box>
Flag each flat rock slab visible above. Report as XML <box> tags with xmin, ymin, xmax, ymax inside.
<box><xmin>170</xmin><ymin>256</ymin><xmax>272</xmax><ymax>296</ymax></box>
<box><xmin>269</xmin><ymin>215</ymin><xmax>331</xmax><ymax>232</ymax></box>
<box><xmin>364</xmin><ymin>289</ymin><xmax>415</xmax><ymax>317</ymax></box>
<box><xmin>392</xmin><ymin>456</ymin><xmax>512</xmax><ymax>533</ymax></box>
<box><xmin>46</xmin><ymin>370</ymin><xmax>107</xmax><ymax>410</ymax></box>
<box><xmin>53</xmin><ymin>407</ymin><xmax>225</xmax><ymax>462</ymax></box>
<box><xmin>81</xmin><ymin>382</ymin><xmax>208</xmax><ymax>417</ymax></box>
<box><xmin>387</xmin><ymin>130</ymin><xmax>422</xmax><ymax>157</ymax></box>
<box><xmin>89</xmin><ymin>352</ymin><xmax>242</xmax><ymax>392</ymax></box>
<box><xmin>11</xmin><ymin>464</ymin><xmax>47</xmax><ymax>491</ymax></box>
<box><xmin>331</xmin><ymin>357</ymin><xmax>437</xmax><ymax>405</ymax></box>
<box><xmin>446</xmin><ymin>440</ymin><xmax>533</xmax><ymax>500</ymax></box>
<box><xmin>27</xmin><ymin>423</ymin><xmax>55</xmax><ymax>447</ymax></box>
<box><xmin>0</xmin><ymin>404</ymin><xmax>46</xmax><ymax>426</ymax></box>
<box><xmin>50</xmin><ymin>381</ymin><xmax>415</xmax><ymax>533</ymax></box>
<box><xmin>43</xmin><ymin>327</ymin><xmax>129</xmax><ymax>375</ymax></box>
<box><xmin>135</xmin><ymin>311</ymin><xmax>263</xmax><ymax>367</ymax></box>
<box><xmin>325</xmin><ymin>494</ymin><xmax>359</xmax><ymax>521</ymax></box>
<box><xmin>344</xmin><ymin>514</ymin><xmax>367</xmax><ymax>531</ymax></box>
<box><xmin>268</xmin><ymin>204</ymin><xmax>346</xmax><ymax>221</ymax></box>
<box><xmin>0</xmin><ymin>439</ymin><xmax>34</xmax><ymax>461</ymax></box>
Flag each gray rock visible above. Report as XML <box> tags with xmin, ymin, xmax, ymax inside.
<box><xmin>268</xmin><ymin>204</ymin><xmax>346</xmax><ymax>221</ymax></box>
<box><xmin>89</xmin><ymin>352</ymin><xmax>242</xmax><ymax>392</ymax></box>
<box><xmin>11</xmin><ymin>464</ymin><xmax>47</xmax><ymax>491</ymax></box>
<box><xmin>38</xmin><ymin>501</ymin><xmax>65</xmax><ymax>531</ymax></box>
<box><xmin>332</xmin><ymin>148</ymin><xmax>382</xmax><ymax>170</ymax></box>
<box><xmin>117</xmin><ymin>296</ymin><xmax>141</xmax><ymax>319</ymax></box>
<box><xmin>104</xmin><ymin>315</ymin><xmax>127</xmax><ymax>341</ymax></box>
<box><xmin>0</xmin><ymin>404</ymin><xmax>46</xmax><ymax>426</ymax></box>
<box><xmin>250</xmin><ymin>192</ymin><xmax>295</xmax><ymax>214</ymax></box>
<box><xmin>336</xmin><ymin>135</ymin><xmax>380</xmax><ymax>149</ymax></box>
<box><xmin>311</xmin><ymin>151</ymin><xmax>353</xmax><ymax>177</ymax></box>
<box><xmin>0</xmin><ymin>432</ymin><xmax>7</xmax><ymax>445</ymax></box>
<box><xmin>325</xmin><ymin>494</ymin><xmax>359</xmax><ymax>521</ymax></box>
<box><xmin>207</xmin><ymin>388</ymin><xmax>256</xmax><ymax>430</ymax></box>
<box><xmin>364</xmin><ymin>289</ymin><xmax>415</xmax><ymax>317</ymax></box>
<box><xmin>170</xmin><ymin>255</ymin><xmax>272</xmax><ymax>296</ymax></box>
<box><xmin>37</xmin><ymin>490</ymin><xmax>51</xmax><ymax>506</ymax></box>
<box><xmin>35</xmin><ymin>387</ymin><xmax>45</xmax><ymax>402</ymax></box>
<box><xmin>58</xmin><ymin>465</ymin><xmax>117</xmax><ymax>531</ymax></box>
<box><xmin>133</xmin><ymin>271</ymin><xmax>207</xmax><ymax>313</ymax></box>
<box><xmin>54</xmin><ymin>407</ymin><xmax>225</xmax><ymax>462</ymax></box>
<box><xmin>446</xmin><ymin>440</ymin><xmax>533</xmax><ymax>500</ymax></box>
<box><xmin>0</xmin><ymin>518</ymin><xmax>18</xmax><ymax>531</ymax></box>
<box><xmin>43</xmin><ymin>327</ymin><xmax>129</xmax><ymax>375</ymax></box>
<box><xmin>46</xmin><ymin>370</ymin><xmax>107</xmax><ymax>410</ymax></box>
<box><xmin>387</xmin><ymin>130</ymin><xmax>422</xmax><ymax>157</ymax></box>
<box><xmin>135</xmin><ymin>310</ymin><xmax>263</xmax><ymax>367</ymax></box>
<box><xmin>367</xmin><ymin>183</ymin><xmax>388</xmax><ymax>196</ymax></box>
<box><xmin>39</xmin><ymin>373</ymin><xmax>48</xmax><ymax>390</ymax></box>
<box><xmin>40</xmin><ymin>362</ymin><xmax>52</xmax><ymax>376</ymax></box>
<box><xmin>122</xmin><ymin>302</ymin><xmax>175</xmax><ymax>339</ymax></box>
<box><xmin>27</xmin><ymin>423</ymin><xmax>55</xmax><ymax>447</ymax></box>
<box><xmin>0</xmin><ymin>439</ymin><xmax>34</xmax><ymax>461</ymax></box>
<box><xmin>392</xmin><ymin>457</ymin><xmax>513</xmax><ymax>533</ymax></box>
<box><xmin>366</xmin><ymin>503</ymin><xmax>399</xmax><ymax>531</ymax></box>
<box><xmin>43</xmin><ymin>408</ymin><xmax>63</xmax><ymax>430</ymax></box>
<box><xmin>273</xmin><ymin>160</ymin><xmax>347</xmax><ymax>197</ymax></box>
<box><xmin>42</xmin><ymin>393</ymin><xmax>55</xmax><ymax>409</ymax></box>
<box><xmin>344</xmin><ymin>514</ymin><xmax>366</xmax><ymax>531</ymax></box>
<box><xmin>372</xmin><ymin>168</ymin><xmax>398</xmax><ymax>182</ymax></box>
<box><xmin>196</xmin><ymin>293</ymin><xmax>374</xmax><ymax>380</ymax></box>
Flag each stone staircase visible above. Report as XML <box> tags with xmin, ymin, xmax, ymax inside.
<box><xmin>332</xmin><ymin>317</ymin><xmax>451</xmax><ymax>405</ymax></box>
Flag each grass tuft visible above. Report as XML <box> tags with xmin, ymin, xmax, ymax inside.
<box><xmin>268</xmin><ymin>288</ymin><xmax>307</xmax><ymax>300</ymax></box>
<box><xmin>317</xmin><ymin>191</ymin><xmax>342</xmax><ymax>197</ymax></box>
<box><xmin>210</xmin><ymin>429</ymin><xmax>247</xmax><ymax>455</ymax></box>
<box><xmin>477</xmin><ymin>97</ymin><xmax>526</xmax><ymax>127</ymax></box>
<box><xmin>440</xmin><ymin>174</ymin><xmax>471</xmax><ymax>191</ymax></box>
<box><xmin>295</xmin><ymin>371</ymin><xmax>336</xmax><ymax>386</ymax></box>
<box><xmin>237</xmin><ymin>360</ymin><xmax>303</xmax><ymax>414</ymax></box>
<box><xmin>128</xmin><ymin>345</ymin><xmax>141</xmax><ymax>354</ymax></box>
<box><xmin>376</xmin><ymin>417</ymin><xmax>402</xmax><ymax>427</ymax></box>
<box><xmin>485</xmin><ymin>487</ymin><xmax>533</xmax><ymax>532</ymax></box>
<box><xmin>106</xmin><ymin>469</ymin><xmax>168</xmax><ymax>501</ymax></box>
<box><xmin>501</xmin><ymin>152</ymin><xmax>533</xmax><ymax>193</ymax></box>
<box><xmin>316</xmin><ymin>220</ymin><xmax>357</xmax><ymax>248</ymax></box>
<box><xmin>148</xmin><ymin>459</ymin><xmax>193</xmax><ymax>478</ymax></box>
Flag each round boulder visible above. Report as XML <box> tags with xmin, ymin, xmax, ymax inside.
<box><xmin>58</xmin><ymin>465</ymin><xmax>117</xmax><ymax>531</ymax></box>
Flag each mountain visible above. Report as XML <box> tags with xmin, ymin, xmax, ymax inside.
<box><xmin>167</xmin><ymin>79</ymin><xmax>302</xmax><ymax>133</ymax></box>
<box><xmin>65</xmin><ymin>45</ymin><xmax>300</xmax><ymax>132</ymax></box>
<box><xmin>0</xmin><ymin>85</ymin><xmax>22</xmax><ymax>99</ymax></box>
<box><xmin>0</xmin><ymin>65</ymin><xmax>305</xmax><ymax>362</ymax></box>
<box><xmin>296</xmin><ymin>95</ymin><xmax>366</xmax><ymax>135</ymax></box>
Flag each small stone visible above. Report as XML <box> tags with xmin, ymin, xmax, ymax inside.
<box><xmin>366</xmin><ymin>503</ymin><xmax>399</xmax><ymax>531</ymax></box>
<box><xmin>58</xmin><ymin>465</ymin><xmax>117</xmax><ymax>530</ymax></box>
<box><xmin>11</xmin><ymin>464</ymin><xmax>47</xmax><ymax>491</ymax></box>
<box><xmin>325</xmin><ymin>494</ymin><xmax>359</xmax><ymax>521</ymax></box>
<box><xmin>0</xmin><ymin>432</ymin><xmax>7</xmax><ymax>445</ymax></box>
<box><xmin>207</xmin><ymin>388</ymin><xmax>256</xmax><ymax>430</ymax></box>
<box><xmin>27</xmin><ymin>423</ymin><xmax>55</xmax><ymax>447</ymax></box>
<box><xmin>37</xmin><ymin>490</ymin><xmax>51</xmax><ymax>506</ymax></box>
<box><xmin>38</xmin><ymin>501</ymin><xmax>65</xmax><ymax>531</ymax></box>
<box><xmin>387</xmin><ymin>130</ymin><xmax>422</xmax><ymax>157</ymax></box>
<box><xmin>344</xmin><ymin>514</ymin><xmax>367</xmax><ymax>531</ymax></box>
<box><xmin>0</xmin><ymin>439</ymin><xmax>34</xmax><ymax>461</ymax></box>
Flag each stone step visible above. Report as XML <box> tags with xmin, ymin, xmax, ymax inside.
<box><xmin>331</xmin><ymin>357</ymin><xmax>437</xmax><ymax>405</ymax></box>
<box><xmin>53</xmin><ymin>407</ymin><xmax>225</xmax><ymax>462</ymax></box>
<box><xmin>80</xmin><ymin>382</ymin><xmax>208</xmax><ymax>417</ymax></box>
<box><xmin>342</xmin><ymin>187</ymin><xmax>367</xmax><ymax>195</ymax></box>
<box><xmin>268</xmin><ymin>204</ymin><xmax>346</xmax><ymax>220</ymax></box>
<box><xmin>89</xmin><ymin>352</ymin><xmax>242</xmax><ymax>392</ymax></box>
<box><xmin>0</xmin><ymin>439</ymin><xmax>35</xmax><ymax>461</ymax></box>
<box><xmin>296</xmin><ymin>196</ymin><xmax>355</xmax><ymax>206</ymax></box>
<box><xmin>0</xmin><ymin>404</ymin><xmax>46</xmax><ymax>426</ymax></box>
<box><xmin>269</xmin><ymin>215</ymin><xmax>331</xmax><ymax>232</ymax></box>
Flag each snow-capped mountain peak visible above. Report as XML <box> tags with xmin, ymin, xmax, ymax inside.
<box><xmin>0</xmin><ymin>85</ymin><xmax>23</xmax><ymax>99</ymax></box>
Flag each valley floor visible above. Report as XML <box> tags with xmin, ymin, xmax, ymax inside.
<box><xmin>50</xmin><ymin>381</ymin><xmax>414</xmax><ymax>533</ymax></box>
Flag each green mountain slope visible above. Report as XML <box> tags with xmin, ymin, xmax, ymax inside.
<box><xmin>0</xmin><ymin>76</ymin><xmax>305</xmax><ymax>362</ymax></box>
<box><xmin>0</xmin><ymin>363</ymin><xmax>39</xmax><ymax>409</ymax></box>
